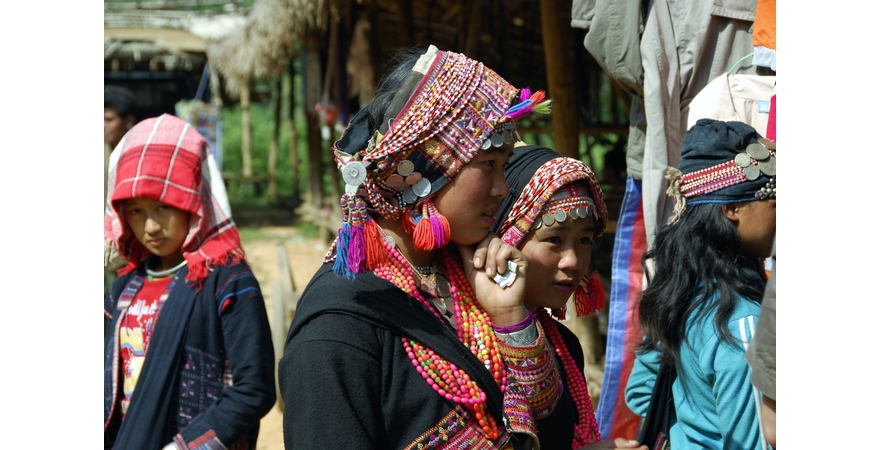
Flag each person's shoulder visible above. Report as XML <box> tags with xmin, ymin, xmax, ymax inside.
<box><xmin>728</xmin><ymin>295</ymin><xmax>762</xmax><ymax>322</ymax></box>
<box><xmin>204</xmin><ymin>260</ymin><xmax>257</xmax><ymax>281</ymax></box>
<box><xmin>301</xmin><ymin>263</ymin><xmax>393</xmax><ymax>302</ymax></box>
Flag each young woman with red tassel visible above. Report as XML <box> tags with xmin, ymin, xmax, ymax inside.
<box><xmin>278</xmin><ymin>45</ymin><xmax>574</xmax><ymax>450</ymax></box>
<box><xmin>493</xmin><ymin>145</ymin><xmax>648</xmax><ymax>450</ymax></box>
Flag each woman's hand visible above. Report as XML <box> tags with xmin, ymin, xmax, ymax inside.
<box><xmin>577</xmin><ymin>438</ymin><xmax>648</xmax><ymax>450</ymax></box>
<box><xmin>456</xmin><ymin>234</ymin><xmax>529</xmax><ymax>326</ymax></box>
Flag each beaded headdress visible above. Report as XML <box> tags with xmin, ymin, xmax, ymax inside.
<box><xmin>492</xmin><ymin>145</ymin><xmax>605</xmax><ymax>448</ymax></box>
<box><xmin>666</xmin><ymin>119</ymin><xmax>777</xmax><ymax>224</ymax></box>
<box><xmin>105</xmin><ymin>114</ymin><xmax>245</xmax><ymax>285</ymax></box>
<box><xmin>330</xmin><ymin>46</ymin><xmax>552</xmax><ymax>277</ymax></box>
<box><xmin>493</xmin><ymin>146</ymin><xmax>608</xmax><ymax>319</ymax></box>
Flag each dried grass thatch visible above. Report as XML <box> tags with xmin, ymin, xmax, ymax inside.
<box><xmin>206</xmin><ymin>0</ymin><xmax>340</xmax><ymax>96</ymax></box>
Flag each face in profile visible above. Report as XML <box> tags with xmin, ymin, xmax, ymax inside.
<box><xmin>733</xmin><ymin>198</ymin><xmax>776</xmax><ymax>259</ymax></box>
<box><xmin>519</xmin><ymin>214</ymin><xmax>596</xmax><ymax>310</ymax></box>
<box><xmin>433</xmin><ymin>142</ymin><xmax>514</xmax><ymax>246</ymax></box>
<box><xmin>105</xmin><ymin>107</ymin><xmax>133</xmax><ymax>149</ymax></box>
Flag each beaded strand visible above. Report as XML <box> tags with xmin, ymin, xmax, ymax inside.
<box><xmin>373</xmin><ymin>236</ymin><xmax>505</xmax><ymax>439</ymax></box>
<box><xmin>537</xmin><ymin>309</ymin><xmax>601</xmax><ymax>448</ymax></box>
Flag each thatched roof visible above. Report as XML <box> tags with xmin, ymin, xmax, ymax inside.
<box><xmin>105</xmin><ymin>8</ymin><xmax>245</xmax><ymax>70</ymax></box>
<box><xmin>205</xmin><ymin>0</ymin><xmax>311</xmax><ymax>94</ymax></box>
<box><xmin>106</xmin><ymin>0</ymin><xmax>628</xmax><ymax>134</ymax></box>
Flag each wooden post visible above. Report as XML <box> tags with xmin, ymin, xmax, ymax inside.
<box><xmin>268</xmin><ymin>77</ymin><xmax>282</xmax><ymax>200</ymax></box>
<box><xmin>396</xmin><ymin>0</ymin><xmax>414</xmax><ymax>45</ymax></box>
<box><xmin>287</xmin><ymin>59</ymin><xmax>301</xmax><ymax>201</ymax></box>
<box><xmin>464</xmin><ymin>0</ymin><xmax>484</xmax><ymax>59</ymax></box>
<box><xmin>240</xmin><ymin>83</ymin><xmax>253</xmax><ymax>179</ymax></box>
<box><xmin>302</xmin><ymin>36</ymin><xmax>325</xmax><ymax>209</ymax></box>
<box><xmin>540</xmin><ymin>0</ymin><xmax>579</xmax><ymax>159</ymax></box>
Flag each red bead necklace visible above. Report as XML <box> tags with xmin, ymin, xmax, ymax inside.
<box><xmin>375</xmin><ymin>237</ymin><xmax>505</xmax><ymax>439</ymax></box>
<box><xmin>537</xmin><ymin>308</ymin><xmax>601</xmax><ymax>448</ymax></box>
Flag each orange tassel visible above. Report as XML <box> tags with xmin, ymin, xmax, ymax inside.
<box><xmin>402</xmin><ymin>210</ymin><xmax>416</xmax><ymax>235</ymax></box>
<box><xmin>363</xmin><ymin>219</ymin><xmax>385</xmax><ymax>269</ymax></box>
<box><xmin>529</xmin><ymin>90</ymin><xmax>546</xmax><ymax>105</ymax></box>
<box><xmin>574</xmin><ymin>270</ymin><xmax>606</xmax><ymax>316</ymax></box>
<box><xmin>413</xmin><ymin>204</ymin><xmax>435</xmax><ymax>251</ymax></box>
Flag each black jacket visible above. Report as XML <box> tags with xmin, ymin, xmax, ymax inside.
<box><xmin>279</xmin><ymin>263</ymin><xmax>563</xmax><ymax>449</ymax></box>
<box><xmin>104</xmin><ymin>262</ymin><xmax>276</xmax><ymax>449</ymax></box>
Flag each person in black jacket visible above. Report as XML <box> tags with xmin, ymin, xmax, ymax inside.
<box><xmin>104</xmin><ymin>114</ymin><xmax>275</xmax><ymax>450</ymax></box>
<box><xmin>279</xmin><ymin>45</ymin><xmax>568</xmax><ymax>449</ymax></box>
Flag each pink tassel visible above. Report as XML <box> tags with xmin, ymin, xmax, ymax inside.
<box><xmin>504</xmin><ymin>89</ymin><xmax>550</xmax><ymax>121</ymax></box>
<box><xmin>349</xmin><ymin>225</ymin><xmax>365</xmax><ymax>273</ymax></box>
<box><xmin>428</xmin><ymin>202</ymin><xmax>450</xmax><ymax>249</ymax></box>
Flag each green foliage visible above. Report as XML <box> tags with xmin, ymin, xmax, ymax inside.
<box><xmin>237</xmin><ymin>226</ymin><xmax>275</xmax><ymax>244</ymax></box>
<box><xmin>292</xmin><ymin>220</ymin><xmax>319</xmax><ymax>240</ymax></box>
<box><xmin>221</xmin><ymin>72</ymin><xmax>311</xmax><ymax>205</ymax></box>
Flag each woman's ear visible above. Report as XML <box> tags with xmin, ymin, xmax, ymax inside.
<box><xmin>721</xmin><ymin>203</ymin><xmax>740</xmax><ymax>225</ymax></box>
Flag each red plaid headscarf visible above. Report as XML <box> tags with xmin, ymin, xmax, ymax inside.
<box><xmin>105</xmin><ymin>114</ymin><xmax>245</xmax><ymax>285</ymax></box>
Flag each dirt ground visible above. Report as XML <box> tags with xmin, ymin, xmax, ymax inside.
<box><xmin>242</xmin><ymin>226</ymin><xmax>606</xmax><ymax>450</ymax></box>
<box><xmin>240</xmin><ymin>226</ymin><xmax>327</xmax><ymax>450</ymax></box>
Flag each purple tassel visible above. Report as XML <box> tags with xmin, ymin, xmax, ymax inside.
<box><xmin>504</xmin><ymin>104</ymin><xmax>534</xmax><ymax>121</ymax></box>
<box><xmin>348</xmin><ymin>225</ymin><xmax>366</xmax><ymax>273</ymax></box>
<box><xmin>430</xmin><ymin>215</ymin><xmax>445</xmax><ymax>249</ymax></box>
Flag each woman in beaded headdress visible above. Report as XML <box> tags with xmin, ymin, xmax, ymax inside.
<box><xmin>278</xmin><ymin>46</ymin><xmax>573</xmax><ymax>449</ymax></box>
<box><xmin>492</xmin><ymin>145</ymin><xmax>648</xmax><ymax>450</ymax></box>
<box><xmin>624</xmin><ymin>119</ymin><xmax>776</xmax><ymax>450</ymax></box>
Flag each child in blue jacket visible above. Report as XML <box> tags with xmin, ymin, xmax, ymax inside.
<box><xmin>625</xmin><ymin>119</ymin><xmax>775</xmax><ymax>450</ymax></box>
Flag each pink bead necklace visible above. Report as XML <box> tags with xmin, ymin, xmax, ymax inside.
<box><xmin>537</xmin><ymin>308</ymin><xmax>601</xmax><ymax>448</ymax></box>
<box><xmin>375</xmin><ymin>236</ymin><xmax>504</xmax><ymax>439</ymax></box>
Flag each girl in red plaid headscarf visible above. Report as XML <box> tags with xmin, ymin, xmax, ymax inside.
<box><xmin>103</xmin><ymin>114</ymin><xmax>275</xmax><ymax>450</ymax></box>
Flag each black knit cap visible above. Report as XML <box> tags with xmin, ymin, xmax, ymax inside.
<box><xmin>679</xmin><ymin>119</ymin><xmax>772</xmax><ymax>205</ymax></box>
<box><xmin>490</xmin><ymin>145</ymin><xmax>559</xmax><ymax>234</ymax></box>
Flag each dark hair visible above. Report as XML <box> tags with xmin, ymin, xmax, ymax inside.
<box><xmin>637</xmin><ymin>203</ymin><xmax>766</xmax><ymax>366</ymax></box>
<box><xmin>367</xmin><ymin>47</ymin><xmax>426</xmax><ymax>131</ymax></box>
<box><xmin>105</xmin><ymin>86</ymin><xmax>136</xmax><ymax>118</ymax></box>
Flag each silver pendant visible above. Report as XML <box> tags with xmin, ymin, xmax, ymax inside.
<box><xmin>397</xmin><ymin>160</ymin><xmax>414</xmax><ymax>176</ymax></box>
<box><xmin>491</xmin><ymin>132</ymin><xmax>504</xmax><ymax>147</ymax></box>
<box><xmin>743</xmin><ymin>164</ymin><xmax>760</xmax><ymax>180</ymax></box>
<box><xmin>435</xmin><ymin>273</ymin><xmax>451</xmax><ymax>298</ymax></box>
<box><xmin>758</xmin><ymin>156</ymin><xmax>776</xmax><ymax>176</ymax></box>
<box><xmin>746</xmin><ymin>143</ymin><xmax>770</xmax><ymax>160</ymax></box>
<box><xmin>413</xmin><ymin>178</ymin><xmax>432</xmax><ymax>197</ymax></box>
<box><xmin>735</xmin><ymin>152</ymin><xmax>752</xmax><ymax>168</ymax></box>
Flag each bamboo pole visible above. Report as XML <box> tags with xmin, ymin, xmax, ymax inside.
<box><xmin>268</xmin><ymin>77</ymin><xmax>282</xmax><ymax>200</ymax></box>
<box><xmin>287</xmin><ymin>59</ymin><xmax>301</xmax><ymax>201</ymax></box>
<box><xmin>464</xmin><ymin>0</ymin><xmax>484</xmax><ymax>59</ymax></box>
<box><xmin>302</xmin><ymin>37</ymin><xmax>324</xmax><ymax>210</ymax></box>
<box><xmin>540</xmin><ymin>0</ymin><xmax>579</xmax><ymax>159</ymax></box>
<box><xmin>396</xmin><ymin>0</ymin><xmax>414</xmax><ymax>45</ymax></box>
<box><xmin>240</xmin><ymin>83</ymin><xmax>253</xmax><ymax>179</ymax></box>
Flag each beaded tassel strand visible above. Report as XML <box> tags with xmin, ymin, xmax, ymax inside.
<box><xmin>373</xmin><ymin>236</ymin><xmax>506</xmax><ymax>440</ymax></box>
<box><xmin>537</xmin><ymin>309</ymin><xmax>601</xmax><ymax>448</ymax></box>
